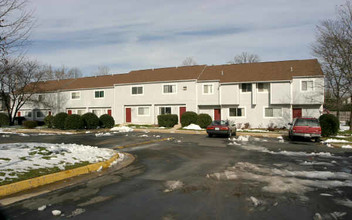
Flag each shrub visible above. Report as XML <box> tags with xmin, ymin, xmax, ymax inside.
<box><xmin>82</xmin><ymin>112</ymin><xmax>99</xmax><ymax>129</ymax></box>
<box><xmin>244</xmin><ymin>123</ymin><xmax>250</xmax><ymax>129</ymax></box>
<box><xmin>319</xmin><ymin>114</ymin><xmax>339</xmax><ymax>137</ymax></box>
<box><xmin>64</xmin><ymin>114</ymin><xmax>84</xmax><ymax>130</ymax></box>
<box><xmin>180</xmin><ymin>111</ymin><xmax>198</xmax><ymax>127</ymax></box>
<box><xmin>23</xmin><ymin>120</ymin><xmax>38</xmax><ymax>129</ymax></box>
<box><xmin>196</xmin><ymin>114</ymin><xmax>212</xmax><ymax>128</ymax></box>
<box><xmin>0</xmin><ymin>113</ymin><xmax>9</xmax><ymax>127</ymax></box>
<box><xmin>44</xmin><ymin>115</ymin><xmax>54</xmax><ymax>128</ymax></box>
<box><xmin>158</xmin><ymin>114</ymin><xmax>178</xmax><ymax>127</ymax></box>
<box><xmin>53</xmin><ymin>112</ymin><xmax>68</xmax><ymax>130</ymax></box>
<box><xmin>99</xmin><ymin>114</ymin><xmax>115</xmax><ymax>128</ymax></box>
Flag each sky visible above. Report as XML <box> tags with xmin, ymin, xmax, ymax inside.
<box><xmin>26</xmin><ymin>0</ymin><xmax>346</xmax><ymax>76</ymax></box>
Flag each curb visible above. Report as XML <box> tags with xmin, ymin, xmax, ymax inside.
<box><xmin>0</xmin><ymin>153</ymin><xmax>120</xmax><ymax>198</ymax></box>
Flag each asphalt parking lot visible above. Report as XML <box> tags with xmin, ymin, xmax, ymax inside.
<box><xmin>1</xmin><ymin>131</ymin><xmax>352</xmax><ymax>219</ymax></box>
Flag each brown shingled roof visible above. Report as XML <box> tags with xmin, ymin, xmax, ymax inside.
<box><xmin>33</xmin><ymin>59</ymin><xmax>323</xmax><ymax>92</ymax></box>
<box><xmin>198</xmin><ymin>59</ymin><xmax>323</xmax><ymax>83</ymax></box>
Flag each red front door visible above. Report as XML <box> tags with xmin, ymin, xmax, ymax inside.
<box><xmin>17</xmin><ymin>112</ymin><xmax>21</xmax><ymax>117</ymax></box>
<box><xmin>179</xmin><ymin>107</ymin><xmax>186</xmax><ymax>121</ymax></box>
<box><xmin>214</xmin><ymin>109</ymin><xmax>221</xmax><ymax>121</ymax></box>
<box><xmin>68</xmin><ymin>110</ymin><xmax>72</xmax><ymax>115</ymax></box>
<box><xmin>108</xmin><ymin>109</ymin><xmax>112</xmax><ymax>116</ymax></box>
<box><xmin>126</xmin><ymin>108</ymin><xmax>131</xmax><ymax>123</ymax></box>
<box><xmin>292</xmin><ymin>108</ymin><xmax>302</xmax><ymax>119</ymax></box>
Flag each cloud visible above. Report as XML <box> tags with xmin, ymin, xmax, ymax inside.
<box><xmin>27</xmin><ymin>0</ymin><xmax>346</xmax><ymax>75</ymax></box>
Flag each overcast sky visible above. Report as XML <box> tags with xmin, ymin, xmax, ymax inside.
<box><xmin>27</xmin><ymin>0</ymin><xmax>345</xmax><ymax>75</ymax></box>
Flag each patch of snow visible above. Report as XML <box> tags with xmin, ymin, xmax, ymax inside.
<box><xmin>52</xmin><ymin>210</ymin><xmax>61</xmax><ymax>216</ymax></box>
<box><xmin>110</xmin><ymin>126</ymin><xmax>133</xmax><ymax>132</ymax></box>
<box><xmin>334</xmin><ymin>135</ymin><xmax>349</xmax><ymax>138</ymax></box>
<box><xmin>324</xmin><ymin>139</ymin><xmax>349</xmax><ymax>143</ymax></box>
<box><xmin>67</xmin><ymin>208</ymin><xmax>85</xmax><ymax>217</ymax></box>
<box><xmin>183</xmin><ymin>124</ymin><xmax>203</xmax><ymax>130</ymax></box>
<box><xmin>96</xmin><ymin>166</ymin><xmax>103</xmax><ymax>172</ymax></box>
<box><xmin>249</xmin><ymin>196</ymin><xmax>261</xmax><ymax>207</ymax></box>
<box><xmin>340</xmin><ymin>125</ymin><xmax>350</xmax><ymax>131</ymax></box>
<box><xmin>341</xmin><ymin>145</ymin><xmax>352</xmax><ymax>149</ymax></box>
<box><xmin>64</xmin><ymin>132</ymin><xmax>74</xmax><ymax>135</ymax></box>
<box><xmin>164</xmin><ymin>180</ymin><xmax>184</xmax><ymax>192</ymax></box>
<box><xmin>239</xmin><ymin>129</ymin><xmax>269</xmax><ymax>133</ymax></box>
<box><xmin>37</xmin><ymin>205</ymin><xmax>46</xmax><ymax>211</ymax></box>
<box><xmin>158</xmin><ymin>127</ymin><xmax>166</xmax><ymax>129</ymax></box>
<box><xmin>0</xmin><ymin>143</ymin><xmax>115</xmax><ymax>182</ymax></box>
<box><xmin>18</xmin><ymin>133</ymin><xmax>29</xmax><ymax>136</ymax></box>
<box><xmin>85</xmin><ymin>131</ymin><xmax>91</xmax><ymax>134</ymax></box>
<box><xmin>277</xmin><ymin>136</ymin><xmax>284</xmax><ymax>143</ymax></box>
<box><xmin>300</xmin><ymin>161</ymin><xmax>334</xmax><ymax>166</ymax></box>
<box><xmin>95</xmin><ymin>132</ymin><xmax>112</xmax><ymax>137</ymax></box>
<box><xmin>320</xmin><ymin>193</ymin><xmax>333</xmax><ymax>197</ymax></box>
<box><xmin>1</xmin><ymin>135</ymin><xmax>10</xmax><ymax>138</ymax></box>
<box><xmin>139</xmin><ymin>134</ymin><xmax>148</xmax><ymax>137</ymax></box>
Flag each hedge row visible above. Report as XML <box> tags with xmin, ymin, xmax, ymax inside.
<box><xmin>319</xmin><ymin>114</ymin><xmax>339</xmax><ymax>137</ymax></box>
<box><xmin>0</xmin><ymin>113</ymin><xmax>9</xmax><ymax>127</ymax></box>
<box><xmin>157</xmin><ymin>111</ymin><xmax>212</xmax><ymax>128</ymax></box>
<box><xmin>45</xmin><ymin>112</ymin><xmax>115</xmax><ymax>130</ymax></box>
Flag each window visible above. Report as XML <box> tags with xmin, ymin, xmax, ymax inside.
<box><xmin>301</xmin><ymin>80</ymin><xmax>314</xmax><ymax>91</ymax></box>
<box><xmin>163</xmin><ymin>85</ymin><xmax>176</xmax><ymax>94</ymax></box>
<box><xmin>38</xmin><ymin>95</ymin><xmax>44</xmax><ymax>101</ymax></box>
<box><xmin>26</xmin><ymin>111</ymin><xmax>32</xmax><ymax>117</ymax></box>
<box><xmin>160</xmin><ymin>107</ymin><xmax>171</xmax><ymax>115</ymax></box>
<box><xmin>229</xmin><ymin>107</ymin><xmax>245</xmax><ymax>117</ymax></box>
<box><xmin>183</xmin><ymin>86</ymin><xmax>187</xmax><ymax>91</ymax></box>
<box><xmin>95</xmin><ymin>90</ymin><xmax>104</xmax><ymax>98</ymax></box>
<box><xmin>203</xmin><ymin>84</ymin><xmax>213</xmax><ymax>94</ymax></box>
<box><xmin>138</xmin><ymin>107</ymin><xmax>149</xmax><ymax>116</ymax></box>
<box><xmin>71</xmin><ymin>92</ymin><xmax>80</xmax><ymax>100</ymax></box>
<box><xmin>77</xmin><ymin>109</ymin><xmax>85</xmax><ymax>115</ymax></box>
<box><xmin>257</xmin><ymin>83</ymin><xmax>269</xmax><ymax>92</ymax></box>
<box><xmin>132</xmin><ymin>86</ymin><xmax>143</xmax><ymax>95</ymax></box>
<box><xmin>36</xmin><ymin>111</ymin><xmax>44</xmax><ymax>118</ymax></box>
<box><xmin>264</xmin><ymin>107</ymin><xmax>282</xmax><ymax>117</ymax></box>
<box><xmin>241</xmin><ymin>83</ymin><xmax>252</xmax><ymax>92</ymax></box>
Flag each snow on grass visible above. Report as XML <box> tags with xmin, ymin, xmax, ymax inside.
<box><xmin>164</xmin><ymin>180</ymin><xmax>184</xmax><ymax>192</ymax></box>
<box><xmin>182</xmin><ymin>124</ymin><xmax>203</xmax><ymax>130</ymax></box>
<box><xmin>110</xmin><ymin>126</ymin><xmax>133</xmax><ymax>132</ymax></box>
<box><xmin>0</xmin><ymin>143</ymin><xmax>115</xmax><ymax>184</ymax></box>
<box><xmin>238</xmin><ymin>129</ymin><xmax>269</xmax><ymax>133</ymax></box>
<box><xmin>341</xmin><ymin>145</ymin><xmax>352</xmax><ymax>149</ymax></box>
<box><xmin>340</xmin><ymin>125</ymin><xmax>350</xmax><ymax>131</ymax></box>
<box><xmin>38</xmin><ymin>205</ymin><xmax>46</xmax><ymax>211</ymax></box>
<box><xmin>52</xmin><ymin>210</ymin><xmax>61</xmax><ymax>216</ymax></box>
<box><xmin>206</xmin><ymin>162</ymin><xmax>352</xmax><ymax>195</ymax></box>
<box><xmin>324</xmin><ymin>139</ymin><xmax>350</xmax><ymax>143</ymax></box>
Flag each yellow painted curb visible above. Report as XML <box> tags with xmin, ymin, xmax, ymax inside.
<box><xmin>113</xmin><ymin>137</ymin><xmax>172</xmax><ymax>149</ymax></box>
<box><xmin>0</xmin><ymin>153</ymin><xmax>120</xmax><ymax>198</ymax></box>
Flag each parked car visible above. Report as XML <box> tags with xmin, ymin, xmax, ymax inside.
<box><xmin>288</xmin><ymin>117</ymin><xmax>321</xmax><ymax>141</ymax></box>
<box><xmin>206</xmin><ymin>120</ymin><xmax>236</xmax><ymax>137</ymax></box>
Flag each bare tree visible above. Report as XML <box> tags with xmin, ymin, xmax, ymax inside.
<box><xmin>0</xmin><ymin>58</ymin><xmax>45</xmax><ymax>124</ymax></box>
<box><xmin>312</xmin><ymin>1</ymin><xmax>352</xmax><ymax>130</ymax></box>
<box><xmin>0</xmin><ymin>0</ymin><xmax>34</xmax><ymax>60</ymax></box>
<box><xmin>42</xmin><ymin>65</ymin><xmax>82</xmax><ymax>80</ymax></box>
<box><xmin>229</xmin><ymin>52</ymin><xmax>260</xmax><ymax>64</ymax></box>
<box><xmin>93</xmin><ymin>65</ymin><xmax>110</xmax><ymax>76</ymax></box>
<box><xmin>181</xmin><ymin>57</ymin><xmax>197</xmax><ymax>66</ymax></box>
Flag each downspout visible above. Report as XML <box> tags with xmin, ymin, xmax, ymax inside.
<box><xmin>196</xmin><ymin>65</ymin><xmax>208</xmax><ymax>113</ymax></box>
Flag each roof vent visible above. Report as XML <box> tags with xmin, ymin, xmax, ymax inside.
<box><xmin>221</xmin><ymin>70</ymin><xmax>224</xmax><ymax>76</ymax></box>
<box><xmin>290</xmin><ymin>67</ymin><xmax>293</xmax><ymax>72</ymax></box>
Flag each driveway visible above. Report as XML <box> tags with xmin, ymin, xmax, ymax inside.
<box><xmin>1</xmin><ymin>132</ymin><xmax>352</xmax><ymax>219</ymax></box>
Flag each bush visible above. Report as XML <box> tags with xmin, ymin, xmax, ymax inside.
<box><xmin>196</xmin><ymin>114</ymin><xmax>212</xmax><ymax>128</ymax></box>
<box><xmin>23</xmin><ymin>120</ymin><xmax>38</xmax><ymax>129</ymax></box>
<box><xmin>64</xmin><ymin>114</ymin><xmax>84</xmax><ymax>130</ymax></box>
<box><xmin>158</xmin><ymin>114</ymin><xmax>178</xmax><ymax>127</ymax></box>
<box><xmin>44</xmin><ymin>115</ymin><xmax>54</xmax><ymax>128</ymax></box>
<box><xmin>82</xmin><ymin>112</ymin><xmax>99</xmax><ymax>129</ymax></box>
<box><xmin>53</xmin><ymin>112</ymin><xmax>68</xmax><ymax>130</ymax></box>
<box><xmin>319</xmin><ymin>114</ymin><xmax>340</xmax><ymax>137</ymax></box>
<box><xmin>180</xmin><ymin>111</ymin><xmax>198</xmax><ymax>127</ymax></box>
<box><xmin>0</xmin><ymin>113</ymin><xmax>9</xmax><ymax>127</ymax></box>
<box><xmin>99</xmin><ymin>114</ymin><xmax>115</xmax><ymax>128</ymax></box>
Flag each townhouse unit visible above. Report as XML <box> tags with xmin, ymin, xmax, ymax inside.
<box><xmin>19</xmin><ymin>59</ymin><xmax>324</xmax><ymax>128</ymax></box>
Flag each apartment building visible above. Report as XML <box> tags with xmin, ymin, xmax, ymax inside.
<box><xmin>19</xmin><ymin>59</ymin><xmax>324</xmax><ymax>128</ymax></box>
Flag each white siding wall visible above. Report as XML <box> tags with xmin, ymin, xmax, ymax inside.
<box><xmin>292</xmin><ymin>77</ymin><xmax>324</xmax><ymax>104</ymax></box>
<box><xmin>270</xmin><ymin>82</ymin><xmax>291</xmax><ymax>104</ymax></box>
<box><xmin>114</xmin><ymin>81</ymin><xmax>197</xmax><ymax>124</ymax></box>
<box><xmin>220</xmin><ymin>84</ymin><xmax>239</xmax><ymax>105</ymax></box>
<box><xmin>197</xmin><ymin>82</ymin><xmax>220</xmax><ymax>106</ymax></box>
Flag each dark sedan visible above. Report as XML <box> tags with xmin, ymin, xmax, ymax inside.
<box><xmin>206</xmin><ymin>120</ymin><xmax>236</xmax><ymax>137</ymax></box>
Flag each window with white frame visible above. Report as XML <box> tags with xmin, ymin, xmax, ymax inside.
<box><xmin>71</xmin><ymin>92</ymin><xmax>80</xmax><ymax>99</ymax></box>
<box><xmin>163</xmin><ymin>84</ymin><xmax>176</xmax><ymax>94</ymax></box>
<box><xmin>241</xmin><ymin>83</ymin><xmax>252</xmax><ymax>92</ymax></box>
<box><xmin>36</xmin><ymin>111</ymin><xmax>44</xmax><ymax>118</ymax></box>
<box><xmin>257</xmin><ymin>83</ymin><xmax>269</xmax><ymax>92</ymax></box>
<box><xmin>26</xmin><ymin>111</ymin><xmax>32</xmax><ymax>117</ymax></box>
<box><xmin>77</xmin><ymin>109</ymin><xmax>85</xmax><ymax>115</ymax></box>
<box><xmin>264</xmin><ymin>107</ymin><xmax>282</xmax><ymax>117</ymax></box>
<box><xmin>138</xmin><ymin>107</ymin><xmax>149</xmax><ymax>116</ymax></box>
<box><xmin>229</xmin><ymin>107</ymin><xmax>245</xmax><ymax>117</ymax></box>
<box><xmin>203</xmin><ymin>84</ymin><xmax>213</xmax><ymax>94</ymax></box>
<box><xmin>95</xmin><ymin>90</ymin><xmax>104</xmax><ymax>98</ymax></box>
<box><xmin>160</xmin><ymin>107</ymin><xmax>171</xmax><ymax>115</ymax></box>
<box><xmin>132</xmin><ymin>86</ymin><xmax>143</xmax><ymax>95</ymax></box>
<box><xmin>301</xmin><ymin>80</ymin><xmax>314</xmax><ymax>91</ymax></box>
